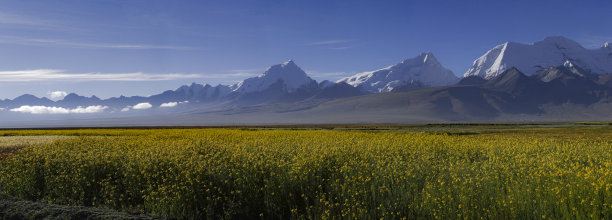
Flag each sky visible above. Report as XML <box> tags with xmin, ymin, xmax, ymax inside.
<box><xmin>0</xmin><ymin>0</ymin><xmax>611</xmax><ymax>99</ymax></box>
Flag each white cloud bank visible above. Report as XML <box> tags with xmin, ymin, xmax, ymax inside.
<box><xmin>160</xmin><ymin>102</ymin><xmax>178</xmax><ymax>108</ymax></box>
<box><xmin>132</xmin><ymin>102</ymin><xmax>152</xmax><ymax>110</ymax></box>
<box><xmin>160</xmin><ymin>101</ymin><xmax>189</xmax><ymax>108</ymax></box>
<box><xmin>48</xmin><ymin>91</ymin><xmax>68</xmax><ymax>100</ymax></box>
<box><xmin>122</xmin><ymin>102</ymin><xmax>153</xmax><ymax>112</ymax></box>
<box><xmin>10</xmin><ymin>105</ymin><xmax>108</xmax><ymax>114</ymax></box>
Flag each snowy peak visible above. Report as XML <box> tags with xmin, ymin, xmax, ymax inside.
<box><xmin>400</xmin><ymin>52</ymin><xmax>440</xmax><ymax>66</ymax></box>
<box><xmin>282</xmin><ymin>59</ymin><xmax>296</xmax><ymax>66</ymax></box>
<box><xmin>421</xmin><ymin>52</ymin><xmax>438</xmax><ymax>64</ymax></box>
<box><xmin>535</xmin><ymin>36</ymin><xmax>585</xmax><ymax>50</ymax></box>
<box><xmin>563</xmin><ymin>60</ymin><xmax>574</xmax><ymax>68</ymax></box>
<box><xmin>464</xmin><ymin>36</ymin><xmax>612</xmax><ymax>79</ymax></box>
<box><xmin>234</xmin><ymin>60</ymin><xmax>316</xmax><ymax>93</ymax></box>
<box><xmin>423</xmin><ymin>53</ymin><xmax>433</xmax><ymax>62</ymax></box>
<box><xmin>262</xmin><ymin>59</ymin><xmax>301</xmax><ymax>77</ymax></box>
<box><xmin>337</xmin><ymin>53</ymin><xmax>458</xmax><ymax>93</ymax></box>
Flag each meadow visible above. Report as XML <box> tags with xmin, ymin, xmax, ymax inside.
<box><xmin>0</xmin><ymin>124</ymin><xmax>610</xmax><ymax>219</ymax></box>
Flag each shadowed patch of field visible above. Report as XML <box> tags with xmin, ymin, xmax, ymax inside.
<box><xmin>0</xmin><ymin>136</ymin><xmax>70</xmax><ymax>160</ymax></box>
<box><xmin>0</xmin><ymin>146</ymin><xmax>25</xmax><ymax>160</ymax></box>
<box><xmin>0</xmin><ymin>193</ymin><xmax>162</xmax><ymax>220</ymax></box>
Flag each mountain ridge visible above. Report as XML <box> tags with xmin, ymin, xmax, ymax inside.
<box><xmin>337</xmin><ymin>52</ymin><xmax>459</xmax><ymax>93</ymax></box>
<box><xmin>464</xmin><ymin>36</ymin><xmax>612</xmax><ymax>79</ymax></box>
<box><xmin>2</xmin><ymin>36</ymin><xmax>612</xmax><ymax>124</ymax></box>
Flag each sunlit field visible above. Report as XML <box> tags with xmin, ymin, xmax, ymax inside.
<box><xmin>0</xmin><ymin>124</ymin><xmax>610</xmax><ymax>219</ymax></box>
<box><xmin>0</xmin><ymin>135</ymin><xmax>67</xmax><ymax>147</ymax></box>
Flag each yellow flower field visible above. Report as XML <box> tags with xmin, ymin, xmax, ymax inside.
<box><xmin>0</xmin><ymin>125</ymin><xmax>610</xmax><ymax>219</ymax></box>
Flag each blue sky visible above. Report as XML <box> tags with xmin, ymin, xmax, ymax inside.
<box><xmin>0</xmin><ymin>0</ymin><xmax>611</xmax><ymax>99</ymax></box>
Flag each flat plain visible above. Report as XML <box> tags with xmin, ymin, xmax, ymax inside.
<box><xmin>0</xmin><ymin>123</ymin><xmax>610</xmax><ymax>219</ymax></box>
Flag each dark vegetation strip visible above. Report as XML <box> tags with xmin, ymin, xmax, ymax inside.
<box><xmin>0</xmin><ymin>193</ymin><xmax>164</xmax><ymax>220</ymax></box>
<box><xmin>0</xmin><ymin>121</ymin><xmax>611</xmax><ymax>131</ymax></box>
<box><xmin>0</xmin><ymin>146</ymin><xmax>25</xmax><ymax>160</ymax></box>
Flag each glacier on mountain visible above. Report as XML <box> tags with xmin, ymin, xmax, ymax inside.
<box><xmin>232</xmin><ymin>60</ymin><xmax>316</xmax><ymax>93</ymax></box>
<box><xmin>337</xmin><ymin>52</ymin><xmax>458</xmax><ymax>93</ymax></box>
<box><xmin>464</xmin><ymin>36</ymin><xmax>612</xmax><ymax>79</ymax></box>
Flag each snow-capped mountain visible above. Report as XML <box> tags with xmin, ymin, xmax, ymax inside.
<box><xmin>232</xmin><ymin>60</ymin><xmax>317</xmax><ymax>94</ymax></box>
<box><xmin>464</xmin><ymin>36</ymin><xmax>612</xmax><ymax>79</ymax></box>
<box><xmin>337</xmin><ymin>53</ymin><xmax>458</xmax><ymax>93</ymax></box>
<box><xmin>5</xmin><ymin>37</ymin><xmax>612</xmax><ymax>124</ymax></box>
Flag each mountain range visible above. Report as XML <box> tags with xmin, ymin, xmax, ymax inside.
<box><xmin>1</xmin><ymin>36</ymin><xmax>612</xmax><ymax>126</ymax></box>
<box><xmin>337</xmin><ymin>52</ymin><xmax>458</xmax><ymax>93</ymax></box>
<box><xmin>464</xmin><ymin>36</ymin><xmax>612</xmax><ymax>79</ymax></box>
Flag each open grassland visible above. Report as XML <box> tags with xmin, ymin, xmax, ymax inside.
<box><xmin>0</xmin><ymin>124</ymin><xmax>610</xmax><ymax>219</ymax></box>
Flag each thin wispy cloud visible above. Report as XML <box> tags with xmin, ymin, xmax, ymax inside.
<box><xmin>307</xmin><ymin>39</ymin><xmax>353</xmax><ymax>46</ymax></box>
<box><xmin>0</xmin><ymin>69</ymin><xmax>261</xmax><ymax>82</ymax></box>
<box><xmin>0</xmin><ymin>35</ymin><xmax>194</xmax><ymax>50</ymax></box>
<box><xmin>0</xmin><ymin>12</ymin><xmax>81</xmax><ymax>33</ymax></box>
<box><xmin>307</xmin><ymin>39</ymin><xmax>356</xmax><ymax>50</ymax></box>
<box><xmin>329</xmin><ymin>46</ymin><xmax>355</xmax><ymax>50</ymax></box>
<box><xmin>0</xmin><ymin>12</ymin><xmax>58</xmax><ymax>28</ymax></box>
<box><xmin>306</xmin><ymin>70</ymin><xmax>355</xmax><ymax>81</ymax></box>
<box><xmin>0</xmin><ymin>69</ymin><xmax>206</xmax><ymax>82</ymax></box>
<box><xmin>228</xmin><ymin>68</ymin><xmax>263</xmax><ymax>74</ymax></box>
<box><xmin>223</xmin><ymin>68</ymin><xmax>261</xmax><ymax>82</ymax></box>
